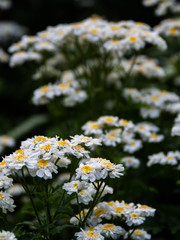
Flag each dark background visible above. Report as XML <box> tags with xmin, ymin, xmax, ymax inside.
<box><xmin>0</xmin><ymin>0</ymin><xmax>163</xmax><ymax>35</ymax></box>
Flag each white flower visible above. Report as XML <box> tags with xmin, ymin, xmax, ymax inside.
<box><xmin>75</xmin><ymin>229</ymin><xmax>104</xmax><ymax>240</ymax></box>
<box><xmin>0</xmin><ymin>191</ymin><xmax>16</xmax><ymax>213</ymax></box>
<box><xmin>10</xmin><ymin>51</ymin><xmax>41</xmax><ymax>67</ymax></box>
<box><xmin>97</xmin><ymin>116</ymin><xmax>119</xmax><ymax>126</ymax></box>
<box><xmin>121</xmin><ymin>157</ymin><xmax>140</xmax><ymax>168</ymax></box>
<box><xmin>70</xmin><ymin>135</ymin><xmax>101</xmax><ymax>147</ymax></box>
<box><xmin>0</xmin><ymin>230</ymin><xmax>17</xmax><ymax>240</ymax></box>
<box><xmin>136</xmin><ymin>204</ymin><xmax>156</xmax><ymax>217</ymax></box>
<box><xmin>130</xmin><ymin>229</ymin><xmax>151</xmax><ymax>240</ymax></box>
<box><xmin>125</xmin><ymin>212</ymin><xmax>145</xmax><ymax>226</ymax></box>
<box><xmin>28</xmin><ymin>159</ymin><xmax>58</xmax><ymax>180</ymax></box>
<box><xmin>63</xmin><ymin>180</ymin><xmax>89</xmax><ymax>194</ymax></box>
<box><xmin>123</xmin><ymin>140</ymin><xmax>142</xmax><ymax>153</ymax></box>
<box><xmin>99</xmin><ymin>224</ymin><xmax>126</xmax><ymax>239</ymax></box>
<box><xmin>0</xmin><ymin>176</ymin><xmax>13</xmax><ymax>189</ymax></box>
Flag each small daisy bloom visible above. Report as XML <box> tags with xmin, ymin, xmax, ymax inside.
<box><xmin>0</xmin><ymin>230</ymin><xmax>17</xmax><ymax>240</ymax></box>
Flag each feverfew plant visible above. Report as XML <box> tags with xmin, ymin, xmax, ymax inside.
<box><xmin>0</xmin><ymin>134</ymin><xmax>155</xmax><ymax>239</ymax></box>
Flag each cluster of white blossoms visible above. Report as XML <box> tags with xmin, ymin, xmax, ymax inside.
<box><xmin>0</xmin><ymin>0</ymin><xmax>12</xmax><ymax>10</ymax></box>
<box><xmin>71</xmin><ymin>200</ymin><xmax>155</xmax><ymax>239</ymax></box>
<box><xmin>147</xmin><ymin>150</ymin><xmax>180</xmax><ymax>167</ymax></box>
<box><xmin>63</xmin><ymin>180</ymin><xmax>113</xmax><ymax>205</ymax></box>
<box><xmin>155</xmin><ymin>18</ymin><xmax>180</xmax><ymax>37</ymax></box>
<box><xmin>120</xmin><ymin>156</ymin><xmax>140</xmax><ymax>169</ymax></box>
<box><xmin>120</xmin><ymin>55</ymin><xmax>165</xmax><ymax>79</ymax></box>
<box><xmin>0</xmin><ymin>48</ymin><xmax>9</xmax><ymax>63</ymax></box>
<box><xmin>0</xmin><ymin>230</ymin><xmax>17</xmax><ymax>240</ymax></box>
<box><xmin>142</xmin><ymin>0</ymin><xmax>180</xmax><ymax>16</ymax></box>
<box><xmin>0</xmin><ymin>135</ymin><xmax>101</xmax><ymax>213</ymax></box>
<box><xmin>0</xmin><ymin>135</ymin><xmax>15</xmax><ymax>153</ymax></box>
<box><xmin>8</xmin><ymin>16</ymin><xmax>167</xmax><ymax>67</ymax></box>
<box><xmin>124</xmin><ymin>88</ymin><xmax>180</xmax><ymax>118</ymax></box>
<box><xmin>82</xmin><ymin>116</ymin><xmax>164</xmax><ymax>153</ymax></box>
<box><xmin>32</xmin><ymin>70</ymin><xmax>87</xmax><ymax>106</ymax></box>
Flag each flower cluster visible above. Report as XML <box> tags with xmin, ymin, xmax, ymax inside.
<box><xmin>9</xmin><ymin>16</ymin><xmax>167</xmax><ymax>65</ymax></box>
<box><xmin>32</xmin><ymin>70</ymin><xmax>87</xmax><ymax>106</ymax></box>
<box><xmin>124</xmin><ymin>88</ymin><xmax>180</xmax><ymax>118</ymax></box>
<box><xmin>120</xmin><ymin>55</ymin><xmax>165</xmax><ymax>79</ymax></box>
<box><xmin>82</xmin><ymin>115</ymin><xmax>164</xmax><ymax>153</ymax></box>
<box><xmin>71</xmin><ymin>200</ymin><xmax>155</xmax><ymax>239</ymax></box>
<box><xmin>147</xmin><ymin>150</ymin><xmax>180</xmax><ymax>167</ymax></box>
<box><xmin>142</xmin><ymin>0</ymin><xmax>180</xmax><ymax>16</ymax></box>
<box><xmin>63</xmin><ymin>180</ymin><xmax>113</xmax><ymax>205</ymax></box>
<box><xmin>155</xmin><ymin>18</ymin><xmax>180</xmax><ymax>37</ymax></box>
<box><xmin>0</xmin><ymin>134</ymin><xmax>101</xmax><ymax>214</ymax></box>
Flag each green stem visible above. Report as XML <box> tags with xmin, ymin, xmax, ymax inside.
<box><xmin>81</xmin><ymin>181</ymin><xmax>104</xmax><ymax>227</ymax></box>
<box><xmin>18</xmin><ymin>171</ymin><xmax>42</xmax><ymax>227</ymax></box>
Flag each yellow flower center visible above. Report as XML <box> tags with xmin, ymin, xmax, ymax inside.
<box><xmin>40</xmin><ymin>144</ymin><xmax>52</xmax><ymax>152</ymax></box>
<box><xmin>59</xmin><ymin>83</ymin><xmax>69</xmax><ymax>89</ymax></box>
<box><xmin>107</xmin><ymin>201</ymin><xmax>115</xmax><ymax>206</ymax></box>
<box><xmin>58</xmin><ymin>141</ymin><xmax>70</xmax><ymax>147</ymax></box>
<box><xmin>15</xmin><ymin>149</ymin><xmax>24</xmax><ymax>154</ymax></box>
<box><xmin>95</xmin><ymin>209</ymin><xmax>105</xmax><ymax>217</ymax></box>
<box><xmin>150</xmin><ymin>134</ymin><xmax>158</xmax><ymax>140</ymax></box>
<box><xmin>120</xmin><ymin>120</ymin><xmax>129</xmax><ymax>126</ymax></box>
<box><xmin>130</xmin><ymin>36</ymin><xmax>137</xmax><ymax>42</ymax></box>
<box><xmin>160</xmin><ymin>90</ymin><xmax>168</xmax><ymax>96</ymax></box>
<box><xmin>81</xmin><ymin>165</ymin><xmax>93</xmax><ymax>173</ymax></box>
<box><xmin>134</xmin><ymin>229</ymin><xmax>143</xmax><ymax>235</ymax></box>
<box><xmin>103</xmin><ymin>224</ymin><xmax>115</xmax><ymax>231</ymax></box>
<box><xmin>131</xmin><ymin>141</ymin><xmax>136</xmax><ymax>146</ymax></box>
<box><xmin>138</xmin><ymin>126</ymin><xmax>145</xmax><ymax>130</ymax></box>
<box><xmin>111</xmin><ymin>26</ymin><xmax>120</xmax><ymax>31</ymax></box>
<box><xmin>131</xmin><ymin>213</ymin><xmax>139</xmax><ymax>219</ymax></box>
<box><xmin>108</xmin><ymin>133</ymin><xmax>116</xmax><ymax>139</ymax></box>
<box><xmin>0</xmin><ymin>161</ymin><xmax>6</xmax><ymax>166</ymax></box>
<box><xmin>73</xmin><ymin>183</ymin><xmax>78</xmax><ymax>188</ymax></box>
<box><xmin>58</xmin><ymin>30</ymin><xmax>65</xmax><ymax>36</ymax></box>
<box><xmin>34</xmin><ymin>136</ymin><xmax>47</xmax><ymax>143</ymax></box>
<box><xmin>37</xmin><ymin>159</ymin><xmax>49</xmax><ymax>167</ymax></box>
<box><xmin>0</xmin><ymin>193</ymin><xmax>4</xmax><ymax>199</ymax></box>
<box><xmin>124</xmin><ymin>203</ymin><xmax>131</xmax><ymax>207</ymax></box>
<box><xmin>167</xmin><ymin>156</ymin><xmax>173</xmax><ymax>160</ymax></box>
<box><xmin>139</xmin><ymin>205</ymin><xmax>149</xmax><ymax>209</ymax></box>
<box><xmin>14</xmin><ymin>154</ymin><xmax>27</xmax><ymax>161</ymax></box>
<box><xmin>40</xmin><ymin>32</ymin><xmax>48</xmax><ymax>38</ymax></box>
<box><xmin>73</xmin><ymin>145</ymin><xmax>83</xmax><ymax>151</ymax></box>
<box><xmin>169</xmin><ymin>28</ymin><xmax>178</xmax><ymax>35</ymax></box>
<box><xmin>90</xmin><ymin>124</ymin><xmax>99</xmax><ymax>129</ymax></box>
<box><xmin>87</xmin><ymin>232</ymin><xmax>98</xmax><ymax>238</ymax></box>
<box><xmin>115</xmin><ymin>207</ymin><xmax>125</xmax><ymax>213</ymax></box>
<box><xmin>103</xmin><ymin>162</ymin><xmax>114</xmax><ymax>169</ymax></box>
<box><xmin>105</xmin><ymin>117</ymin><xmax>114</xmax><ymax>122</ymax></box>
<box><xmin>80</xmin><ymin>136</ymin><xmax>91</xmax><ymax>141</ymax></box>
<box><xmin>90</xmin><ymin>29</ymin><xmax>99</xmax><ymax>35</ymax></box>
<box><xmin>150</xmin><ymin>95</ymin><xmax>160</xmax><ymax>101</ymax></box>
